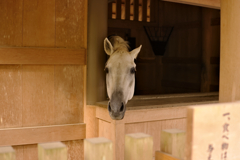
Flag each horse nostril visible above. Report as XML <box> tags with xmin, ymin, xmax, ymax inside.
<box><xmin>120</xmin><ymin>103</ymin><xmax>124</xmax><ymax>112</ymax></box>
<box><xmin>108</xmin><ymin>103</ymin><xmax>111</xmax><ymax>112</ymax></box>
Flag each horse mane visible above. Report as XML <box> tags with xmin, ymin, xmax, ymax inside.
<box><xmin>108</xmin><ymin>36</ymin><xmax>130</xmax><ymax>52</ymax></box>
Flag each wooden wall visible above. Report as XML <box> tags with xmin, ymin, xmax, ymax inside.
<box><xmin>108</xmin><ymin>0</ymin><xmax>220</xmax><ymax>95</ymax></box>
<box><xmin>0</xmin><ymin>0</ymin><xmax>87</xmax><ymax>159</ymax></box>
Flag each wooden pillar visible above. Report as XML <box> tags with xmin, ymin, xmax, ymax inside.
<box><xmin>38</xmin><ymin>142</ymin><xmax>67</xmax><ymax>160</ymax></box>
<box><xmin>125</xmin><ymin>133</ymin><xmax>153</xmax><ymax>160</ymax></box>
<box><xmin>201</xmin><ymin>8</ymin><xmax>212</xmax><ymax>92</ymax></box>
<box><xmin>219</xmin><ymin>0</ymin><xmax>240</xmax><ymax>102</ymax></box>
<box><xmin>0</xmin><ymin>146</ymin><xmax>15</xmax><ymax>160</ymax></box>
<box><xmin>84</xmin><ymin>137</ymin><xmax>113</xmax><ymax>160</ymax></box>
<box><xmin>87</xmin><ymin>0</ymin><xmax>108</xmax><ymax>104</ymax></box>
<box><xmin>160</xmin><ymin>129</ymin><xmax>185</xmax><ymax>159</ymax></box>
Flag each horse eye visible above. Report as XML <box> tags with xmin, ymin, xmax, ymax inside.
<box><xmin>130</xmin><ymin>67</ymin><xmax>136</xmax><ymax>74</ymax></box>
<box><xmin>105</xmin><ymin>67</ymin><xmax>109</xmax><ymax>74</ymax></box>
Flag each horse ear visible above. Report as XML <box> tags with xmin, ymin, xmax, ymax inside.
<box><xmin>104</xmin><ymin>38</ymin><xmax>114</xmax><ymax>56</ymax></box>
<box><xmin>130</xmin><ymin>45</ymin><xmax>142</xmax><ymax>59</ymax></box>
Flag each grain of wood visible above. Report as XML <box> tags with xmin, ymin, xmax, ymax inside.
<box><xmin>0</xmin><ymin>0</ymin><xmax>23</xmax><ymax>47</ymax></box>
<box><xmin>54</xmin><ymin>65</ymin><xmax>84</xmax><ymax>124</ymax></box>
<box><xmin>0</xmin><ymin>65</ymin><xmax>22</xmax><ymax>128</ymax></box>
<box><xmin>56</xmin><ymin>0</ymin><xmax>87</xmax><ymax>48</ymax></box>
<box><xmin>23</xmin><ymin>0</ymin><xmax>55</xmax><ymax>47</ymax></box>
<box><xmin>12</xmin><ymin>146</ymin><xmax>23</xmax><ymax>160</ymax></box>
<box><xmin>63</xmin><ymin>140</ymin><xmax>84</xmax><ymax>160</ymax></box>
<box><xmin>161</xmin><ymin>129</ymin><xmax>185</xmax><ymax>159</ymax></box>
<box><xmin>0</xmin><ymin>123</ymin><xmax>86</xmax><ymax>146</ymax></box>
<box><xmin>84</xmin><ymin>138</ymin><xmax>113</xmax><ymax>160</ymax></box>
<box><xmin>23</xmin><ymin>145</ymin><xmax>38</xmax><ymax>160</ymax></box>
<box><xmin>22</xmin><ymin>65</ymin><xmax>54</xmax><ymax>127</ymax></box>
<box><xmin>186</xmin><ymin>102</ymin><xmax>240</xmax><ymax>160</ymax></box>
<box><xmin>38</xmin><ymin>142</ymin><xmax>67</xmax><ymax>160</ymax></box>
<box><xmin>125</xmin><ymin>133</ymin><xmax>153</xmax><ymax>160</ymax></box>
<box><xmin>155</xmin><ymin>151</ymin><xmax>181</xmax><ymax>160</ymax></box>
<box><xmin>219</xmin><ymin>0</ymin><xmax>240</xmax><ymax>102</ymax></box>
<box><xmin>0</xmin><ymin>146</ymin><xmax>16</xmax><ymax>160</ymax></box>
<box><xmin>0</xmin><ymin>47</ymin><xmax>86</xmax><ymax>65</ymax></box>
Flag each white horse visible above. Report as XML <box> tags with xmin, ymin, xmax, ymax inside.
<box><xmin>104</xmin><ymin>36</ymin><xmax>142</xmax><ymax>120</ymax></box>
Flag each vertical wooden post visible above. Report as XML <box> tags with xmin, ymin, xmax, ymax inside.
<box><xmin>160</xmin><ymin>129</ymin><xmax>186</xmax><ymax>159</ymax></box>
<box><xmin>134</xmin><ymin>0</ymin><xmax>139</xmax><ymax>21</ymax></box>
<box><xmin>201</xmin><ymin>8</ymin><xmax>212</xmax><ymax>92</ymax></box>
<box><xmin>125</xmin><ymin>0</ymin><xmax>130</xmax><ymax>20</ymax></box>
<box><xmin>38</xmin><ymin>142</ymin><xmax>67</xmax><ymax>160</ymax></box>
<box><xmin>87</xmin><ymin>0</ymin><xmax>108</xmax><ymax>104</ymax></box>
<box><xmin>84</xmin><ymin>137</ymin><xmax>113</xmax><ymax>160</ymax></box>
<box><xmin>219</xmin><ymin>0</ymin><xmax>240</xmax><ymax>102</ymax></box>
<box><xmin>116</xmin><ymin>0</ymin><xmax>122</xmax><ymax>19</ymax></box>
<box><xmin>125</xmin><ymin>133</ymin><xmax>153</xmax><ymax>160</ymax></box>
<box><xmin>0</xmin><ymin>146</ymin><xmax>15</xmax><ymax>160</ymax></box>
<box><xmin>142</xmin><ymin>0</ymin><xmax>147</xmax><ymax>21</ymax></box>
<box><xmin>150</xmin><ymin>0</ymin><xmax>155</xmax><ymax>22</ymax></box>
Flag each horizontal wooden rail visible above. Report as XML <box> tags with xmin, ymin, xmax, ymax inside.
<box><xmin>0</xmin><ymin>47</ymin><xmax>86</xmax><ymax>65</ymax></box>
<box><xmin>162</xmin><ymin>0</ymin><xmax>220</xmax><ymax>9</ymax></box>
<box><xmin>0</xmin><ymin>123</ymin><xmax>86</xmax><ymax>146</ymax></box>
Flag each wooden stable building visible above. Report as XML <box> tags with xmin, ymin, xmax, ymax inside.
<box><xmin>0</xmin><ymin>0</ymin><xmax>240</xmax><ymax>159</ymax></box>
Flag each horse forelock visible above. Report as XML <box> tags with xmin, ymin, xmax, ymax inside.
<box><xmin>109</xmin><ymin>36</ymin><xmax>129</xmax><ymax>52</ymax></box>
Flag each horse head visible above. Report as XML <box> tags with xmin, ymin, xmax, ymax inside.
<box><xmin>104</xmin><ymin>36</ymin><xmax>142</xmax><ymax>120</ymax></box>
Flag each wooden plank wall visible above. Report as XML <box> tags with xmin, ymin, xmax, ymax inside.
<box><xmin>108</xmin><ymin>0</ymin><xmax>220</xmax><ymax>95</ymax></box>
<box><xmin>0</xmin><ymin>0</ymin><xmax>87</xmax><ymax>159</ymax></box>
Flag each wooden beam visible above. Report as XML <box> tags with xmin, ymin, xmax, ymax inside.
<box><xmin>155</xmin><ymin>151</ymin><xmax>181</xmax><ymax>160</ymax></box>
<box><xmin>186</xmin><ymin>102</ymin><xmax>240</xmax><ymax>160</ymax></box>
<box><xmin>0</xmin><ymin>47</ymin><xmax>86</xmax><ymax>65</ymax></box>
<box><xmin>0</xmin><ymin>123</ymin><xmax>86</xmax><ymax>146</ymax></box>
<box><xmin>162</xmin><ymin>0</ymin><xmax>220</xmax><ymax>9</ymax></box>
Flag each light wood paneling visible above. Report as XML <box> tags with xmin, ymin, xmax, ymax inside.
<box><xmin>23</xmin><ymin>145</ymin><xmax>38</xmax><ymax>160</ymax></box>
<box><xmin>219</xmin><ymin>0</ymin><xmax>240</xmax><ymax>102</ymax></box>
<box><xmin>186</xmin><ymin>102</ymin><xmax>240</xmax><ymax>160</ymax></box>
<box><xmin>13</xmin><ymin>146</ymin><xmax>24</xmax><ymax>160</ymax></box>
<box><xmin>0</xmin><ymin>65</ymin><xmax>22</xmax><ymax>128</ymax></box>
<box><xmin>22</xmin><ymin>65</ymin><xmax>55</xmax><ymax>127</ymax></box>
<box><xmin>54</xmin><ymin>65</ymin><xmax>84</xmax><ymax>124</ymax></box>
<box><xmin>146</xmin><ymin>121</ymin><xmax>162</xmax><ymax>156</ymax></box>
<box><xmin>0</xmin><ymin>47</ymin><xmax>86</xmax><ymax>65</ymax></box>
<box><xmin>0</xmin><ymin>0</ymin><xmax>23</xmax><ymax>47</ymax></box>
<box><xmin>56</xmin><ymin>0</ymin><xmax>87</xmax><ymax>48</ymax></box>
<box><xmin>162</xmin><ymin>0</ymin><xmax>220</xmax><ymax>9</ymax></box>
<box><xmin>0</xmin><ymin>123</ymin><xmax>86</xmax><ymax>146</ymax></box>
<box><xmin>98</xmin><ymin>119</ymin><xmax>113</xmax><ymax>140</ymax></box>
<box><xmin>23</xmin><ymin>0</ymin><xmax>55</xmax><ymax>47</ymax></box>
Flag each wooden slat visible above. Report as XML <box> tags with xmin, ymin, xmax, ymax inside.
<box><xmin>54</xmin><ymin>65</ymin><xmax>84</xmax><ymax>124</ymax></box>
<box><xmin>0</xmin><ymin>65</ymin><xmax>22</xmax><ymax>129</ymax></box>
<box><xmin>0</xmin><ymin>123</ymin><xmax>86</xmax><ymax>146</ymax></box>
<box><xmin>162</xmin><ymin>0</ymin><xmax>220</xmax><ymax>9</ymax></box>
<box><xmin>56</xmin><ymin>0</ymin><xmax>87</xmax><ymax>48</ymax></box>
<box><xmin>23</xmin><ymin>0</ymin><xmax>55</xmax><ymax>47</ymax></box>
<box><xmin>134</xmin><ymin>0</ymin><xmax>139</xmax><ymax>21</ymax></box>
<box><xmin>125</xmin><ymin>0</ymin><xmax>130</xmax><ymax>20</ymax></box>
<box><xmin>142</xmin><ymin>0</ymin><xmax>147</xmax><ymax>21</ymax></box>
<box><xmin>0</xmin><ymin>0</ymin><xmax>23</xmax><ymax>47</ymax></box>
<box><xmin>116</xmin><ymin>0</ymin><xmax>122</xmax><ymax>19</ymax></box>
<box><xmin>22</xmin><ymin>65</ymin><xmax>55</xmax><ymax>127</ymax></box>
<box><xmin>0</xmin><ymin>47</ymin><xmax>86</xmax><ymax>65</ymax></box>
